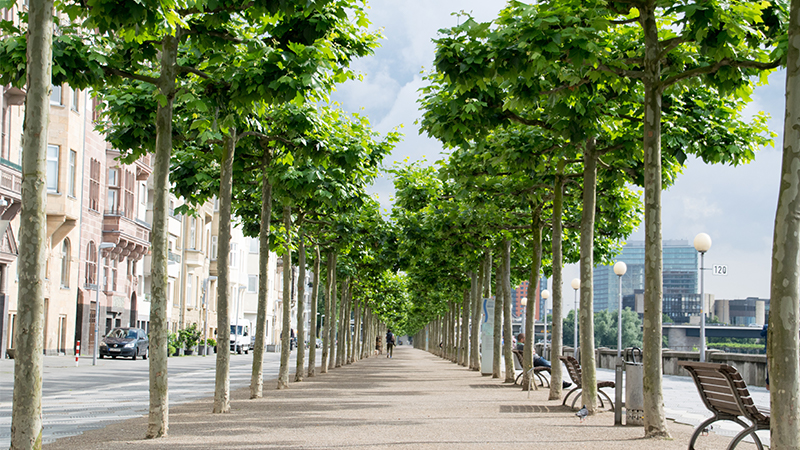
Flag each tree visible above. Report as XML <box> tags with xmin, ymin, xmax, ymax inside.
<box><xmin>770</xmin><ymin>0</ymin><xmax>800</xmax><ymax>447</ymax></box>
<box><xmin>9</xmin><ymin>0</ymin><xmax>53</xmax><ymax>447</ymax></box>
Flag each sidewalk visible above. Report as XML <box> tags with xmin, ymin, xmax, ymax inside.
<box><xmin>42</xmin><ymin>347</ymin><xmax>754</xmax><ymax>450</ymax></box>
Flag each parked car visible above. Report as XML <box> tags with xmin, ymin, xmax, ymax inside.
<box><xmin>99</xmin><ymin>327</ymin><xmax>149</xmax><ymax>360</ymax></box>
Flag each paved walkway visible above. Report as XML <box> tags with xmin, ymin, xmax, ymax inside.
<box><xmin>39</xmin><ymin>347</ymin><xmax>758</xmax><ymax>449</ymax></box>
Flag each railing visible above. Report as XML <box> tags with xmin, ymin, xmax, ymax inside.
<box><xmin>0</xmin><ymin>157</ymin><xmax>21</xmax><ymax>171</ymax></box>
<box><xmin>168</xmin><ymin>251</ymin><xmax>181</xmax><ymax>263</ymax></box>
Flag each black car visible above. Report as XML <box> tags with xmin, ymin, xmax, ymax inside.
<box><xmin>99</xmin><ymin>327</ymin><xmax>149</xmax><ymax>360</ymax></box>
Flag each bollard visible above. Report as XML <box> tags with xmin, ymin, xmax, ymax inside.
<box><xmin>625</xmin><ymin>347</ymin><xmax>644</xmax><ymax>426</ymax></box>
<box><xmin>75</xmin><ymin>340</ymin><xmax>80</xmax><ymax>367</ymax></box>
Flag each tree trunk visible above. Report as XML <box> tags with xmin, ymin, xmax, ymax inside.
<box><xmin>321</xmin><ymin>250</ymin><xmax>333</xmax><ymax>373</ymax></box>
<box><xmin>460</xmin><ymin>288</ymin><xmax>469</xmax><ymax>366</ymax></box>
<box><xmin>328</xmin><ymin>257</ymin><xmax>338</xmax><ymax>369</ymax></box>
<box><xmin>769</xmin><ymin>2</ymin><xmax>800</xmax><ymax>445</ymax></box>
<box><xmin>10</xmin><ymin>2</ymin><xmax>52</xmax><ymax>447</ymax></box>
<box><xmin>549</xmin><ymin>165</ymin><xmax>565</xmax><ymax>400</ymax></box>
<box><xmin>250</xmin><ymin>155</ymin><xmax>272</xmax><ymax>398</ymax></box>
<box><xmin>294</xmin><ymin>233</ymin><xmax>306</xmax><ymax>382</ymax></box>
<box><xmin>336</xmin><ymin>278</ymin><xmax>347</xmax><ymax>367</ymax></box>
<box><xmin>522</xmin><ymin>209</ymin><xmax>542</xmax><ymax>391</ymax></box>
<box><xmin>308</xmin><ymin>245</ymin><xmax>320</xmax><ymax>377</ymax></box>
<box><xmin>213</xmin><ymin>127</ymin><xmax>236</xmax><ymax>413</ymax></box>
<box><xmin>277</xmin><ymin>206</ymin><xmax>292</xmax><ymax>389</ymax></box>
<box><xmin>471</xmin><ymin>269</ymin><xmax>481</xmax><ymax>371</ymax></box>
<box><xmin>493</xmin><ymin>250</ymin><xmax>502</xmax><ymax>378</ymax></box>
<box><xmin>579</xmin><ymin>137</ymin><xmax>598</xmax><ymax>412</ymax></box>
<box><xmin>502</xmin><ymin>240</ymin><xmax>515</xmax><ymax>383</ymax></box>
<box><xmin>352</xmin><ymin>296</ymin><xmax>361</xmax><ymax>363</ymax></box>
<box><xmin>641</xmin><ymin>0</ymin><xmax>670</xmax><ymax>437</ymax></box>
<box><xmin>344</xmin><ymin>280</ymin><xmax>352</xmax><ymax>364</ymax></box>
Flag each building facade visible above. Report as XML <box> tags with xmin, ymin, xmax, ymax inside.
<box><xmin>593</xmin><ymin>240</ymin><xmax>698</xmax><ymax>315</ymax></box>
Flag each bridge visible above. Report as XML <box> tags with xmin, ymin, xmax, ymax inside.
<box><xmin>663</xmin><ymin>323</ymin><xmax>764</xmax><ymax>351</ymax></box>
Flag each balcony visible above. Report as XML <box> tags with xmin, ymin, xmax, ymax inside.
<box><xmin>184</xmin><ymin>248</ymin><xmax>205</xmax><ymax>267</ymax></box>
<box><xmin>0</xmin><ymin>157</ymin><xmax>22</xmax><ymax>220</ymax></box>
<box><xmin>103</xmin><ymin>210</ymin><xmax>151</xmax><ymax>261</ymax></box>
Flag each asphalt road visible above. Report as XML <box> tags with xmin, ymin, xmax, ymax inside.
<box><xmin>0</xmin><ymin>349</ymin><xmax>313</xmax><ymax>447</ymax></box>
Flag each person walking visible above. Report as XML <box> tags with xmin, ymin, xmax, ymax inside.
<box><xmin>386</xmin><ymin>329</ymin><xmax>396</xmax><ymax>358</ymax></box>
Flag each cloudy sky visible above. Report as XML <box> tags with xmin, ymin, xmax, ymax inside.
<box><xmin>331</xmin><ymin>0</ymin><xmax>785</xmax><ymax>303</ymax></box>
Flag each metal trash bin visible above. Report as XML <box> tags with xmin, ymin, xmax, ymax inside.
<box><xmin>625</xmin><ymin>348</ymin><xmax>644</xmax><ymax>426</ymax></box>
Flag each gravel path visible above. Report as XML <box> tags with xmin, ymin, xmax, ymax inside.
<box><xmin>45</xmin><ymin>347</ymin><xmax>755</xmax><ymax>449</ymax></box>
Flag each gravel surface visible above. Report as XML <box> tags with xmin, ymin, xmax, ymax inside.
<box><xmin>45</xmin><ymin>347</ymin><xmax>756</xmax><ymax>449</ymax></box>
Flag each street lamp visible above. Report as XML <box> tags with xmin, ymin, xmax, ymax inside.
<box><xmin>520</xmin><ymin>296</ymin><xmax>527</xmax><ymax>325</ymax></box>
<box><xmin>94</xmin><ymin>242</ymin><xmax>116</xmax><ymax>366</ymax></box>
<box><xmin>694</xmin><ymin>232</ymin><xmax>712</xmax><ymax>362</ymax></box>
<box><xmin>613</xmin><ymin>261</ymin><xmax>627</xmax><ymax>359</ymax></box>
<box><xmin>571</xmin><ymin>277</ymin><xmax>580</xmax><ymax>362</ymax></box>
<box><xmin>541</xmin><ymin>289</ymin><xmax>550</xmax><ymax>359</ymax></box>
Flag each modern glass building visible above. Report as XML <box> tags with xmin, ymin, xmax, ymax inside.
<box><xmin>593</xmin><ymin>240</ymin><xmax>698</xmax><ymax>315</ymax></box>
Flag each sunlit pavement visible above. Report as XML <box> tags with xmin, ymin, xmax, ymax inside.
<box><xmin>0</xmin><ymin>350</ymin><xmax>316</xmax><ymax>447</ymax></box>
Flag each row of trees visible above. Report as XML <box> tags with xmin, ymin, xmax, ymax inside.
<box><xmin>398</xmin><ymin>1</ymin><xmax>800</xmax><ymax>448</ymax></box>
<box><xmin>6</xmin><ymin>1</ymin><xmax>416</xmax><ymax>449</ymax></box>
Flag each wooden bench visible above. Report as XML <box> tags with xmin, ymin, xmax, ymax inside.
<box><xmin>678</xmin><ymin>361</ymin><xmax>769</xmax><ymax>450</ymax></box>
<box><xmin>558</xmin><ymin>356</ymin><xmax>615</xmax><ymax>409</ymax></box>
<box><xmin>512</xmin><ymin>349</ymin><xmax>550</xmax><ymax>389</ymax></box>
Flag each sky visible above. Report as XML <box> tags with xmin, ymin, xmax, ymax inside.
<box><xmin>330</xmin><ymin>0</ymin><xmax>786</xmax><ymax>304</ymax></box>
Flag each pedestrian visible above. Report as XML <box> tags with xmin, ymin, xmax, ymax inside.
<box><xmin>517</xmin><ymin>332</ymin><xmax>571</xmax><ymax>389</ymax></box>
<box><xmin>375</xmin><ymin>335</ymin><xmax>382</xmax><ymax>355</ymax></box>
<box><xmin>386</xmin><ymin>329</ymin><xmax>396</xmax><ymax>358</ymax></box>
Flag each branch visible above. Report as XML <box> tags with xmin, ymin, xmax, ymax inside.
<box><xmin>177</xmin><ymin>2</ymin><xmax>254</xmax><ymax>15</ymax></box>
<box><xmin>662</xmin><ymin>57</ymin><xmax>782</xmax><ymax>88</ymax></box>
<box><xmin>102</xmin><ymin>66</ymin><xmax>159</xmax><ymax>85</ymax></box>
<box><xmin>504</xmin><ymin>110</ymin><xmax>552</xmax><ymax>130</ymax></box>
<box><xmin>594</xmin><ymin>62</ymin><xmax>645</xmax><ymax>79</ymax></box>
<box><xmin>597</xmin><ymin>156</ymin><xmax>639</xmax><ymax>180</ymax></box>
<box><xmin>658</xmin><ymin>37</ymin><xmax>687</xmax><ymax>59</ymax></box>
<box><xmin>237</xmin><ymin>131</ymin><xmax>294</xmax><ymax>146</ymax></box>
<box><xmin>538</xmin><ymin>78</ymin><xmax>592</xmax><ymax>96</ymax></box>
<box><xmin>610</xmin><ymin>17</ymin><xmax>640</xmax><ymax>25</ymax></box>
<box><xmin>596</xmin><ymin>143</ymin><xmax>625</xmax><ymax>156</ymax></box>
<box><xmin>178</xmin><ymin>65</ymin><xmax>211</xmax><ymax>79</ymax></box>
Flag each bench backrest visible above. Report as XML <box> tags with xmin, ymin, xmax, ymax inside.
<box><xmin>512</xmin><ymin>349</ymin><xmax>523</xmax><ymax>371</ymax></box>
<box><xmin>677</xmin><ymin>361</ymin><xmax>768</xmax><ymax>425</ymax></box>
<box><xmin>559</xmin><ymin>356</ymin><xmax>582</xmax><ymax>388</ymax></box>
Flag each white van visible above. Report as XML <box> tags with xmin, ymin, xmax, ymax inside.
<box><xmin>230</xmin><ymin>319</ymin><xmax>251</xmax><ymax>354</ymax></box>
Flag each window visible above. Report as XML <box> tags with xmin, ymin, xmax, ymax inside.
<box><xmin>250</xmin><ymin>239</ymin><xmax>259</xmax><ymax>254</ymax></box>
<box><xmin>169</xmin><ymin>200</ymin><xmax>175</xmax><ymax>217</ymax></box>
<box><xmin>107</xmin><ymin>168</ymin><xmax>119</xmax><ymax>213</ymax></box>
<box><xmin>187</xmin><ymin>276</ymin><xmax>193</xmax><ymax>308</ymax></box>
<box><xmin>248</xmin><ymin>275</ymin><xmax>258</xmax><ymax>293</ymax></box>
<box><xmin>89</xmin><ymin>159</ymin><xmax>100</xmax><ymax>211</ymax></box>
<box><xmin>50</xmin><ymin>85</ymin><xmax>62</xmax><ymax>105</ymax></box>
<box><xmin>67</xmin><ymin>150</ymin><xmax>76</xmax><ymax>197</ymax></box>
<box><xmin>139</xmin><ymin>183</ymin><xmax>147</xmax><ymax>205</ymax></box>
<box><xmin>46</xmin><ymin>145</ymin><xmax>59</xmax><ymax>192</ymax></box>
<box><xmin>189</xmin><ymin>217</ymin><xmax>196</xmax><ymax>250</ymax></box>
<box><xmin>71</xmin><ymin>88</ymin><xmax>79</xmax><ymax>111</ymax></box>
<box><xmin>85</xmin><ymin>241</ymin><xmax>96</xmax><ymax>286</ymax></box>
<box><xmin>123</xmin><ymin>170</ymin><xmax>134</xmax><ymax>219</ymax></box>
<box><xmin>211</xmin><ymin>236</ymin><xmax>217</xmax><ymax>260</ymax></box>
<box><xmin>103</xmin><ymin>256</ymin><xmax>109</xmax><ymax>291</ymax></box>
<box><xmin>213</xmin><ymin>196</ymin><xmax>219</xmax><ymax>211</ymax></box>
<box><xmin>230</xmin><ymin>243</ymin><xmax>238</xmax><ymax>268</ymax></box>
<box><xmin>60</xmin><ymin>239</ymin><xmax>70</xmax><ymax>288</ymax></box>
<box><xmin>111</xmin><ymin>258</ymin><xmax>118</xmax><ymax>291</ymax></box>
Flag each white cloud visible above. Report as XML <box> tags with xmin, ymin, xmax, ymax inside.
<box><xmin>340</xmin><ymin>0</ymin><xmax>788</xmax><ymax>305</ymax></box>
